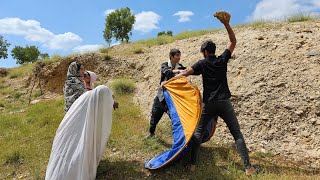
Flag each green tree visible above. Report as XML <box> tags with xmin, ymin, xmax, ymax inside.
<box><xmin>103</xmin><ymin>29</ymin><xmax>112</xmax><ymax>47</ymax></box>
<box><xmin>157</xmin><ymin>31</ymin><xmax>165</xmax><ymax>37</ymax></box>
<box><xmin>0</xmin><ymin>35</ymin><xmax>11</xmax><ymax>59</ymax></box>
<box><xmin>157</xmin><ymin>31</ymin><xmax>173</xmax><ymax>37</ymax></box>
<box><xmin>40</xmin><ymin>53</ymin><xmax>50</xmax><ymax>59</ymax></box>
<box><xmin>166</xmin><ymin>31</ymin><xmax>173</xmax><ymax>36</ymax></box>
<box><xmin>11</xmin><ymin>45</ymin><xmax>40</xmax><ymax>64</ymax></box>
<box><xmin>103</xmin><ymin>7</ymin><xmax>135</xmax><ymax>43</ymax></box>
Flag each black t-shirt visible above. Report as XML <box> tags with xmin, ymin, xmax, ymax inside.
<box><xmin>191</xmin><ymin>49</ymin><xmax>232</xmax><ymax>103</ymax></box>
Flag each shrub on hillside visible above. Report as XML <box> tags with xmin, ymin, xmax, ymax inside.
<box><xmin>44</xmin><ymin>54</ymin><xmax>62</xmax><ymax>63</ymax></box>
<box><xmin>110</xmin><ymin>78</ymin><xmax>135</xmax><ymax>95</ymax></box>
<box><xmin>100</xmin><ymin>47</ymin><xmax>109</xmax><ymax>54</ymax></box>
<box><xmin>5</xmin><ymin>151</ymin><xmax>24</xmax><ymax>165</ymax></box>
<box><xmin>133</xmin><ymin>47</ymin><xmax>143</xmax><ymax>54</ymax></box>
<box><xmin>0</xmin><ymin>68</ymin><xmax>8</xmax><ymax>77</ymax></box>
<box><xmin>9</xmin><ymin>73</ymin><xmax>18</xmax><ymax>79</ymax></box>
<box><xmin>103</xmin><ymin>54</ymin><xmax>112</xmax><ymax>61</ymax></box>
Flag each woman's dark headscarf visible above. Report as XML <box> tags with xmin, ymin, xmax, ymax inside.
<box><xmin>63</xmin><ymin>62</ymin><xmax>86</xmax><ymax>113</ymax></box>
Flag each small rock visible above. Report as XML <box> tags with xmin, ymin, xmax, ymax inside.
<box><xmin>268</xmin><ymin>129</ymin><xmax>276</xmax><ymax>134</ymax></box>
<box><xmin>274</xmin><ymin>82</ymin><xmax>286</xmax><ymax>87</ymax></box>
<box><xmin>282</xmin><ymin>35</ymin><xmax>289</xmax><ymax>40</ymax></box>
<box><xmin>316</xmin><ymin>120</ymin><xmax>320</xmax><ymax>125</ymax></box>
<box><xmin>298</xmin><ymin>123</ymin><xmax>307</xmax><ymax>130</ymax></box>
<box><xmin>256</xmin><ymin>82</ymin><xmax>266</xmax><ymax>87</ymax></box>
<box><xmin>288</xmin><ymin>142</ymin><xmax>296</xmax><ymax>148</ymax></box>
<box><xmin>301</xmin><ymin>131</ymin><xmax>310</xmax><ymax>137</ymax></box>
<box><xmin>130</xmin><ymin>63</ymin><xmax>136</xmax><ymax>68</ymax></box>
<box><xmin>309</xmin><ymin>95</ymin><xmax>319</xmax><ymax>100</ymax></box>
<box><xmin>310</xmin><ymin>118</ymin><xmax>317</xmax><ymax>124</ymax></box>
<box><xmin>260</xmin><ymin>148</ymin><xmax>267</xmax><ymax>153</ymax></box>
<box><xmin>294</xmin><ymin>110</ymin><xmax>304</xmax><ymax>116</ymax></box>
<box><xmin>303</xmin><ymin>30</ymin><xmax>313</xmax><ymax>33</ymax></box>
<box><xmin>305</xmin><ymin>50</ymin><xmax>320</xmax><ymax>57</ymax></box>
<box><xmin>261</xmin><ymin>116</ymin><xmax>269</xmax><ymax>121</ymax></box>
<box><xmin>282</xmin><ymin>101</ymin><xmax>294</xmax><ymax>109</ymax></box>
<box><xmin>144</xmin><ymin>74</ymin><xmax>150</xmax><ymax>80</ymax></box>
<box><xmin>257</xmin><ymin>36</ymin><xmax>264</xmax><ymax>40</ymax></box>
<box><xmin>31</xmin><ymin>100</ymin><xmax>41</xmax><ymax>105</ymax></box>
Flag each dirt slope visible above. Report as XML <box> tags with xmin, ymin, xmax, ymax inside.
<box><xmin>38</xmin><ymin>20</ymin><xmax>320</xmax><ymax>167</ymax></box>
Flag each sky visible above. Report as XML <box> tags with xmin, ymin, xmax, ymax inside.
<box><xmin>1</xmin><ymin>0</ymin><xmax>320</xmax><ymax>68</ymax></box>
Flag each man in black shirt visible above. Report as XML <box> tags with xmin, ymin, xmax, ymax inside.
<box><xmin>172</xmin><ymin>12</ymin><xmax>256</xmax><ymax>176</ymax></box>
<box><xmin>147</xmin><ymin>49</ymin><xmax>186</xmax><ymax>138</ymax></box>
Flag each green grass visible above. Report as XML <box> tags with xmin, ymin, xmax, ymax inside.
<box><xmin>99</xmin><ymin>47</ymin><xmax>110</xmax><ymax>54</ymax></box>
<box><xmin>235</xmin><ymin>20</ymin><xmax>272</xmax><ymax>29</ymax></box>
<box><xmin>174</xmin><ymin>30</ymin><xmax>214</xmax><ymax>40</ymax></box>
<box><xmin>8</xmin><ymin>63</ymin><xmax>34</xmax><ymax>79</ymax></box>
<box><xmin>109</xmin><ymin>78</ymin><xmax>135</xmax><ymax>95</ymax></box>
<box><xmin>236</xmin><ymin>14</ymin><xmax>319</xmax><ymax>30</ymax></box>
<box><xmin>1</xmin><ymin>81</ymin><xmax>320</xmax><ymax>179</ymax></box>
<box><xmin>5</xmin><ymin>151</ymin><xmax>24</xmax><ymax>165</ymax></box>
<box><xmin>287</xmin><ymin>14</ymin><xmax>318</xmax><ymax>23</ymax></box>
<box><xmin>133</xmin><ymin>46</ymin><xmax>144</xmax><ymax>54</ymax></box>
<box><xmin>0</xmin><ymin>98</ymin><xmax>65</xmax><ymax>179</ymax></box>
<box><xmin>32</xmin><ymin>90</ymin><xmax>43</xmax><ymax>98</ymax></box>
<box><xmin>135</xmin><ymin>30</ymin><xmax>213</xmax><ymax>47</ymax></box>
<box><xmin>41</xmin><ymin>54</ymin><xmax>63</xmax><ymax>64</ymax></box>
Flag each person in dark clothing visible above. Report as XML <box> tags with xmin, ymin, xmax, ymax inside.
<box><xmin>147</xmin><ymin>49</ymin><xmax>186</xmax><ymax>138</ymax></box>
<box><xmin>168</xmin><ymin>11</ymin><xmax>256</xmax><ymax>176</ymax></box>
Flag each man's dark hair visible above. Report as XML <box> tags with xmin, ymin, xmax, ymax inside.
<box><xmin>200</xmin><ymin>40</ymin><xmax>216</xmax><ymax>54</ymax></box>
<box><xmin>169</xmin><ymin>48</ymin><xmax>181</xmax><ymax>59</ymax></box>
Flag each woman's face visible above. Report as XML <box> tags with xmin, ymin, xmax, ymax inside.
<box><xmin>80</xmin><ymin>65</ymin><xmax>85</xmax><ymax>78</ymax></box>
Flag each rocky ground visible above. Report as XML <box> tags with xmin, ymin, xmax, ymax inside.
<box><xmin>34</xmin><ymin>20</ymin><xmax>320</xmax><ymax>167</ymax></box>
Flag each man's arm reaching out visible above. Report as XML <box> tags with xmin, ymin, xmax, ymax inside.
<box><xmin>160</xmin><ymin>67</ymin><xmax>194</xmax><ymax>88</ymax></box>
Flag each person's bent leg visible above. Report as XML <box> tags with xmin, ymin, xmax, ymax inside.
<box><xmin>149</xmin><ymin>97</ymin><xmax>165</xmax><ymax>135</ymax></box>
<box><xmin>190</xmin><ymin>104</ymin><xmax>214</xmax><ymax>165</ymax></box>
<box><xmin>219</xmin><ymin>100</ymin><xmax>251</xmax><ymax>169</ymax></box>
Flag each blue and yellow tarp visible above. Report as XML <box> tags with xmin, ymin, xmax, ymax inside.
<box><xmin>144</xmin><ymin>77</ymin><xmax>202</xmax><ymax>169</ymax></box>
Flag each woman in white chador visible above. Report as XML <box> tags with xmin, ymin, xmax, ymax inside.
<box><xmin>46</xmin><ymin>64</ymin><xmax>118</xmax><ymax>180</ymax></box>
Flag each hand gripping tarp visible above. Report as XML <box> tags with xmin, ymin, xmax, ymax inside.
<box><xmin>45</xmin><ymin>85</ymin><xmax>113</xmax><ymax>180</ymax></box>
<box><xmin>144</xmin><ymin>77</ymin><xmax>202</xmax><ymax>169</ymax></box>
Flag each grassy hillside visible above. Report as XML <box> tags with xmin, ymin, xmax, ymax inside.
<box><xmin>1</xmin><ymin>15</ymin><xmax>320</xmax><ymax>179</ymax></box>
<box><xmin>1</xmin><ymin>77</ymin><xmax>319</xmax><ymax>179</ymax></box>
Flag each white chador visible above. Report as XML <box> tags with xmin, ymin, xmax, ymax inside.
<box><xmin>46</xmin><ymin>85</ymin><xmax>114</xmax><ymax>180</ymax></box>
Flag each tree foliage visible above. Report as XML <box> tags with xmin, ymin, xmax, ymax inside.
<box><xmin>157</xmin><ymin>31</ymin><xmax>173</xmax><ymax>37</ymax></box>
<box><xmin>0</xmin><ymin>35</ymin><xmax>11</xmax><ymax>59</ymax></box>
<box><xmin>103</xmin><ymin>29</ymin><xmax>112</xmax><ymax>47</ymax></box>
<box><xmin>103</xmin><ymin>7</ymin><xmax>135</xmax><ymax>43</ymax></box>
<box><xmin>40</xmin><ymin>53</ymin><xmax>50</xmax><ymax>59</ymax></box>
<box><xmin>11</xmin><ymin>45</ymin><xmax>40</xmax><ymax>64</ymax></box>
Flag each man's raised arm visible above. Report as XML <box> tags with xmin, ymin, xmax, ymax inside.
<box><xmin>214</xmin><ymin>11</ymin><xmax>236</xmax><ymax>54</ymax></box>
